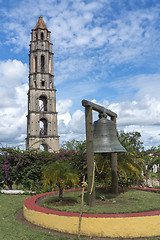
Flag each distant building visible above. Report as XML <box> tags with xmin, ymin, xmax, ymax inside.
<box><xmin>152</xmin><ymin>164</ymin><xmax>158</xmax><ymax>173</ymax></box>
<box><xmin>26</xmin><ymin>16</ymin><xmax>59</xmax><ymax>152</ymax></box>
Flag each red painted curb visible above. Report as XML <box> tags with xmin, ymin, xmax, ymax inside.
<box><xmin>24</xmin><ymin>187</ymin><xmax>160</xmax><ymax>218</ymax></box>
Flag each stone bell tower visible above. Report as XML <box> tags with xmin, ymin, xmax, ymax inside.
<box><xmin>26</xmin><ymin>16</ymin><xmax>59</xmax><ymax>152</ymax></box>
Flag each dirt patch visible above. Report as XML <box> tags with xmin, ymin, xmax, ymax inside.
<box><xmin>47</xmin><ymin>199</ymin><xmax>76</xmax><ymax>207</ymax></box>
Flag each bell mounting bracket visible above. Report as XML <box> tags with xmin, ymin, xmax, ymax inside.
<box><xmin>82</xmin><ymin>99</ymin><xmax>119</xmax><ymax>207</ymax></box>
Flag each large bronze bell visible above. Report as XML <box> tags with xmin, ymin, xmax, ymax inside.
<box><xmin>93</xmin><ymin>114</ymin><xmax>126</xmax><ymax>153</ymax></box>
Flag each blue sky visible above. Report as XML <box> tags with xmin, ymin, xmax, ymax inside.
<box><xmin>0</xmin><ymin>0</ymin><xmax>160</xmax><ymax>149</ymax></box>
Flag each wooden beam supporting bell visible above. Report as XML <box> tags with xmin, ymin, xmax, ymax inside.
<box><xmin>82</xmin><ymin>100</ymin><xmax>126</xmax><ymax>201</ymax></box>
<box><xmin>85</xmin><ymin>106</ymin><xmax>95</xmax><ymax>206</ymax></box>
<box><xmin>93</xmin><ymin>114</ymin><xmax>126</xmax><ymax>194</ymax></box>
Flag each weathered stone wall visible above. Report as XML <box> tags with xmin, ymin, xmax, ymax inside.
<box><xmin>26</xmin><ymin>17</ymin><xmax>59</xmax><ymax>152</ymax></box>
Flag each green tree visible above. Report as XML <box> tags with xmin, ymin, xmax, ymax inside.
<box><xmin>118</xmin><ymin>131</ymin><xmax>145</xmax><ymax>186</ymax></box>
<box><xmin>94</xmin><ymin>131</ymin><xmax>145</xmax><ymax>188</ymax></box>
<box><xmin>0</xmin><ymin>146</ymin><xmax>86</xmax><ymax>191</ymax></box>
<box><xmin>118</xmin><ymin>131</ymin><xmax>144</xmax><ymax>152</ymax></box>
<box><xmin>60</xmin><ymin>139</ymin><xmax>86</xmax><ymax>153</ymax></box>
<box><xmin>41</xmin><ymin>161</ymin><xmax>79</xmax><ymax>201</ymax></box>
<box><xmin>144</xmin><ymin>146</ymin><xmax>160</xmax><ymax>185</ymax></box>
<box><xmin>145</xmin><ymin>146</ymin><xmax>160</xmax><ymax>166</ymax></box>
<box><xmin>94</xmin><ymin>153</ymin><xmax>111</xmax><ymax>187</ymax></box>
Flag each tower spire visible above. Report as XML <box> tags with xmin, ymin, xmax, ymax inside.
<box><xmin>34</xmin><ymin>16</ymin><xmax>48</xmax><ymax>30</ymax></box>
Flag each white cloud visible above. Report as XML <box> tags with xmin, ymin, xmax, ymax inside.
<box><xmin>58</xmin><ymin>112</ymin><xmax>71</xmax><ymax>125</ymax></box>
<box><xmin>0</xmin><ymin>60</ymin><xmax>28</xmax><ymax>146</ymax></box>
<box><xmin>69</xmin><ymin>110</ymin><xmax>84</xmax><ymax>133</ymax></box>
<box><xmin>56</xmin><ymin>96</ymin><xmax>160</xmax><ymax>149</ymax></box>
<box><xmin>127</xmin><ymin>74</ymin><xmax>160</xmax><ymax>100</ymax></box>
<box><xmin>119</xmin><ymin>125</ymin><xmax>160</xmax><ymax>150</ymax></box>
<box><xmin>104</xmin><ymin>7</ymin><xmax>160</xmax><ymax>65</ymax></box>
<box><xmin>1</xmin><ymin>1</ymin><xmax>160</xmax><ymax>73</ymax></box>
<box><xmin>3</xmin><ymin>22</ymin><xmax>30</xmax><ymax>52</ymax></box>
<box><xmin>102</xmin><ymin>73</ymin><xmax>160</xmax><ymax>126</ymax></box>
<box><xmin>0</xmin><ymin>0</ymin><xmax>104</xmax><ymax>52</ymax></box>
<box><xmin>58</xmin><ymin>109</ymin><xmax>85</xmax><ymax>144</ymax></box>
<box><xmin>108</xmin><ymin>96</ymin><xmax>160</xmax><ymax>126</ymax></box>
<box><xmin>57</xmin><ymin>99</ymin><xmax>72</xmax><ymax>114</ymax></box>
<box><xmin>0</xmin><ymin>98</ymin><xmax>27</xmax><ymax>146</ymax></box>
<box><xmin>0</xmin><ymin>59</ymin><xmax>27</xmax><ymax>87</ymax></box>
<box><xmin>83</xmin><ymin>97</ymin><xmax>160</xmax><ymax>149</ymax></box>
<box><xmin>57</xmin><ymin>100</ymin><xmax>85</xmax><ymax>144</ymax></box>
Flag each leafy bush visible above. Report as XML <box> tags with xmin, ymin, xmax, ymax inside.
<box><xmin>0</xmin><ymin>147</ymin><xmax>86</xmax><ymax>190</ymax></box>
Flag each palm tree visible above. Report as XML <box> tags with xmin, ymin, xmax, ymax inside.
<box><xmin>41</xmin><ymin>161</ymin><xmax>79</xmax><ymax>201</ymax></box>
<box><xmin>118</xmin><ymin>151</ymin><xmax>144</xmax><ymax>183</ymax></box>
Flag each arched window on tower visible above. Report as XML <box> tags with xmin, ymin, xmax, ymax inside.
<box><xmin>49</xmin><ymin>56</ymin><xmax>52</xmax><ymax>74</ymax></box>
<box><xmin>41</xmin><ymin>79</ymin><xmax>45</xmax><ymax>87</ymax></box>
<box><xmin>39</xmin><ymin>95</ymin><xmax>47</xmax><ymax>111</ymax></box>
<box><xmin>41</xmin><ymin>32</ymin><xmax>44</xmax><ymax>40</ymax></box>
<box><xmin>34</xmin><ymin>79</ymin><xmax>37</xmax><ymax>88</ymax></box>
<box><xmin>47</xmin><ymin>32</ymin><xmax>50</xmax><ymax>41</ymax></box>
<box><xmin>40</xmin><ymin>143</ymin><xmax>48</xmax><ymax>151</ymax></box>
<box><xmin>33</xmin><ymin>56</ymin><xmax>37</xmax><ymax>72</ymax></box>
<box><xmin>35</xmin><ymin>32</ymin><xmax>38</xmax><ymax>41</ymax></box>
<box><xmin>39</xmin><ymin>118</ymin><xmax>47</xmax><ymax>136</ymax></box>
<box><xmin>41</xmin><ymin>55</ymin><xmax>45</xmax><ymax>72</ymax></box>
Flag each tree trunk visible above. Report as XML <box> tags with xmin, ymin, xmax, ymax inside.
<box><xmin>111</xmin><ymin>153</ymin><xmax>118</xmax><ymax>194</ymax></box>
<box><xmin>58</xmin><ymin>185</ymin><xmax>63</xmax><ymax>201</ymax></box>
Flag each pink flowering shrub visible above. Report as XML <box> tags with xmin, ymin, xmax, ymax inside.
<box><xmin>0</xmin><ymin>147</ymin><xmax>86</xmax><ymax>190</ymax></box>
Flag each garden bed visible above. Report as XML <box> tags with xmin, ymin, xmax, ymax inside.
<box><xmin>23</xmin><ymin>187</ymin><xmax>160</xmax><ymax>238</ymax></box>
<box><xmin>41</xmin><ymin>187</ymin><xmax>160</xmax><ymax>214</ymax></box>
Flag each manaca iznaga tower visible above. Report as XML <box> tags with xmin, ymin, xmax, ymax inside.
<box><xmin>26</xmin><ymin>16</ymin><xmax>59</xmax><ymax>152</ymax></box>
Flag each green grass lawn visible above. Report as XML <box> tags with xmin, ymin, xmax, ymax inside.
<box><xmin>43</xmin><ymin>189</ymin><xmax>160</xmax><ymax>214</ymax></box>
<box><xmin>0</xmin><ymin>193</ymin><xmax>79</xmax><ymax>240</ymax></box>
<box><xmin>0</xmin><ymin>192</ymin><xmax>160</xmax><ymax>240</ymax></box>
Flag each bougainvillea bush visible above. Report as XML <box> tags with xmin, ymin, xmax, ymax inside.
<box><xmin>0</xmin><ymin>147</ymin><xmax>86</xmax><ymax>191</ymax></box>
<box><xmin>1</xmin><ymin>132</ymin><xmax>149</xmax><ymax>191</ymax></box>
<box><xmin>0</xmin><ymin>145</ymin><xmax>144</xmax><ymax>191</ymax></box>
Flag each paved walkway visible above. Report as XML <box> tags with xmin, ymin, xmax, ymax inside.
<box><xmin>0</xmin><ymin>190</ymin><xmax>35</xmax><ymax>194</ymax></box>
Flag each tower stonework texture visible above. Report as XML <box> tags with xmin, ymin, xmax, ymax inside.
<box><xmin>26</xmin><ymin>16</ymin><xmax>59</xmax><ymax>152</ymax></box>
